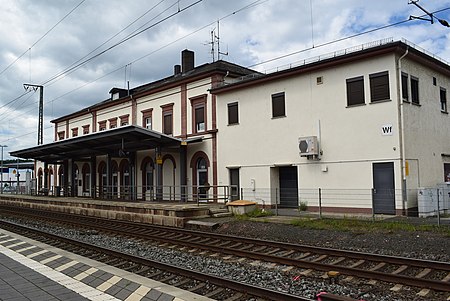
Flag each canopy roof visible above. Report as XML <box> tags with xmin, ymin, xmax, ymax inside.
<box><xmin>11</xmin><ymin>125</ymin><xmax>182</xmax><ymax>163</ymax></box>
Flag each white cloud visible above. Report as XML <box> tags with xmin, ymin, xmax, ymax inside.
<box><xmin>0</xmin><ymin>0</ymin><xmax>450</xmax><ymax>157</ymax></box>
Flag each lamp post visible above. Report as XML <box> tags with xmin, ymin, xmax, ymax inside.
<box><xmin>0</xmin><ymin>145</ymin><xmax>7</xmax><ymax>193</ymax></box>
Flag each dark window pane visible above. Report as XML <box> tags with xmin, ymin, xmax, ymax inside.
<box><xmin>411</xmin><ymin>77</ymin><xmax>419</xmax><ymax>104</ymax></box>
<box><xmin>441</xmin><ymin>88</ymin><xmax>447</xmax><ymax>112</ymax></box>
<box><xmin>195</xmin><ymin>106</ymin><xmax>205</xmax><ymax>132</ymax></box>
<box><xmin>370</xmin><ymin>71</ymin><xmax>390</xmax><ymax>102</ymax></box>
<box><xmin>163</xmin><ymin>113</ymin><xmax>172</xmax><ymax>135</ymax></box>
<box><xmin>272</xmin><ymin>93</ymin><xmax>285</xmax><ymax>117</ymax></box>
<box><xmin>401</xmin><ymin>73</ymin><xmax>408</xmax><ymax>101</ymax></box>
<box><xmin>346</xmin><ymin>76</ymin><xmax>365</xmax><ymax>106</ymax></box>
<box><xmin>228</xmin><ymin>102</ymin><xmax>238</xmax><ymax>124</ymax></box>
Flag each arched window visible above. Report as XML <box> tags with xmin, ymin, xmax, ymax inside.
<box><xmin>37</xmin><ymin>168</ymin><xmax>43</xmax><ymax>191</ymax></box>
<box><xmin>111</xmin><ymin>161</ymin><xmax>118</xmax><ymax>198</ymax></box>
<box><xmin>120</xmin><ymin>159</ymin><xmax>130</xmax><ymax>199</ymax></box>
<box><xmin>98</xmin><ymin>161</ymin><xmax>107</xmax><ymax>198</ymax></box>
<box><xmin>82</xmin><ymin>163</ymin><xmax>90</xmax><ymax>194</ymax></box>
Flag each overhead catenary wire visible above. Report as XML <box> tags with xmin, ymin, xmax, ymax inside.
<box><xmin>41</xmin><ymin>0</ymin><xmax>204</xmax><ymax>86</ymax></box>
<box><xmin>0</xmin><ymin>0</ymin><xmax>86</xmax><ymax>78</ymax></box>
<box><xmin>0</xmin><ymin>0</ymin><xmax>205</xmax><ymax>127</ymax></box>
<box><xmin>1</xmin><ymin>3</ymin><xmax>449</xmax><ymax>147</ymax></box>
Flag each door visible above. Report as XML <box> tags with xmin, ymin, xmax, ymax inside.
<box><xmin>229</xmin><ymin>168</ymin><xmax>240</xmax><ymax>201</ymax></box>
<box><xmin>197</xmin><ymin>158</ymin><xmax>208</xmax><ymax>199</ymax></box>
<box><xmin>373</xmin><ymin>162</ymin><xmax>396</xmax><ymax>214</ymax></box>
<box><xmin>279</xmin><ymin>166</ymin><xmax>298</xmax><ymax>208</ymax></box>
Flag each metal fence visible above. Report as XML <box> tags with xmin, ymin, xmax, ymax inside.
<box><xmin>4</xmin><ymin>181</ymin><xmax>449</xmax><ymax>224</ymax></box>
<box><xmin>240</xmin><ymin>187</ymin><xmax>450</xmax><ymax>223</ymax></box>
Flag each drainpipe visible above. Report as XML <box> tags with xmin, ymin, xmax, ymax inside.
<box><xmin>397</xmin><ymin>47</ymin><xmax>409</xmax><ymax>215</ymax></box>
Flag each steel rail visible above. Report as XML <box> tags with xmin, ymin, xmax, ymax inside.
<box><xmin>0</xmin><ymin>219</ymin><xmax>317</xmax><ymax>301</ymax></box>
<box><xmin>1</xmin><ymin>206</ymin><xmax>449</xmax><ymax>292</ymax></box>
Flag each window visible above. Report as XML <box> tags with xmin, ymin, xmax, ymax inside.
<box><xmin>272</xmin><ymin>92</ymin><xmax>285</xmax><ymax>118</ymax></box>
<box><xmin>370</xmin><ymin>71</ymin><xmax>390</xmax><ymax>102</ymax></box>
<box><xmin>98</xmin><ymin>121</ymin><xmax>106</xmax><ymax>131</ymax></box>
<box><xmin>228</xmin><ymin>102</ymin><xmax>239</xmax><ymax>125</ymax></box>
<box><xmin>142</xmin><ymin>109</ymin><xmax>153</xmax><ymax>130</ymax></box>
<box><xmin>71</xmin><ymin>128</ymin><xmax>78</xmax><ymax>137</ymax></box>
<box><xmin>445</xmin><ymin>163</ymin><xmax>450</xmax><ymax>182</ymax></box>
<box><xmin>190</xmin><ymin>95</ymin><xmax>207</xmax><ymax>133</ymax></box>
<box><xmin>161</xmin><ymin>103</ymin><xmax>174</xmax><ymax>135</ymax></box>
<box><xmin>346</xmin><ymin>76</ymin><xmax>365</xmax><ymax>106</ymax></box>
<box><xmin>411</xmin><ymin>77</ymin><xmax>419</xmax><ymax>105</ymax></box>
<box><xmin>109</xmin><ymin>118</ymin><xmax>117</xmax><ymax>129</ymax></box>
<box><xmin>163</xmin><ymin>113</ymin><xmax>172</xmax><ymax>135</ymax></box>
<box><xmin>145</xmin><ymin>116</ymin><xmax>152</xmax><ymax>130</ymax></box>
<box><xmin>82</xmin><ymin>125</ymin><xmax>90</xmax><ymax>135</ymax></box>
<box><xmin>120</xmin><ymin>114</ymin><xmax>129</xmax><ymax>126</ymax></box>
<box><xmin>433</xmin><ymin>77</ymin><xmax>437</xmax><ymax>86</ymax></box>
<box><xmin>194</xmin><ymin>106</ymin><xmax>205</xmax><ymax>132</ymax></box>
<box><xmin>401</xmin><ymin>73</ymin><xmax>409</xmax><ymax>102</ymax></box>
<box><xmin>58</xmin><ymin>131</ymin><xmax>65</xmax><ymax>140</ymax></box>
<box><xmin>441</xmin><ymin>88</ymin><xmax>447</xmax><ymax>113</ymax></box>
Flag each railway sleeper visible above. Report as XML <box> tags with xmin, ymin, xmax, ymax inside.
<box><xmin>187</xmin><ymin>282</ymin><xmax>206</xmax><ymax>292</ymax></box>
<box><xmin>204</xmin><ymin>287</ymin><xmax>225</xmax><ymax>298</ymax></box>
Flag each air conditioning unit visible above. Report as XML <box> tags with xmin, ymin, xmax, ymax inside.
<box><xmin>298</xmin><ymin>136</ymin><xmax>319</xmax><ymax>157</ymax></box>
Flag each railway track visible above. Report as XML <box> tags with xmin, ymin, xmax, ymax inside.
<box><xmin>1</xmin><ymin>205</ymin><xmax>449</xmax><ymax>300</ymax></box>
<box><xmin>0</xmin><ymin>219</ymin><xmax>317</xmax><ymax>301</ymax></box>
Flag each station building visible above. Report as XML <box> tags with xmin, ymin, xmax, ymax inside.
<box><xmin>11</xmin><ymin>39</ymin><xmax>450</xmax><ymax>216</ymax></box>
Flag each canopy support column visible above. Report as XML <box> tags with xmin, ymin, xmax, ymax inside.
<box><xmin>156</xmin><ymin>146</ymin><xmax>163</xmax><ymax>202</ymax></box>
<box><xmin>180</xmin><ymin>143</ymin><xmax>187</xmax><ymax>202</ymax></box>
<box><xmin>90</xmin><ymin>156</ymin><xmax>96</xmax><ymax>199</ymax></box>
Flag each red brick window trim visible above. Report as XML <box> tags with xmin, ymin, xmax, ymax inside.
<box><xmin>190</xmin><ymin>94</ymin><xmax>207</xmax><ymax>133</ymax></box>
<box><xmin>71</xmin><ymin>128</ymin><xmax>78</xmax><ymax>137</ymax></box>
<box><xmin>82</xmin><ymin>125</ymin><xmax>90</xmax><ymax>135</ymax></box>
<box><xmin>141</xmin><ymin>108</ymin><xmax>153</xmax><ymax>129</ymax></box>
<box><xmin>109</xmin><ymin>117</ymin><xmax>117</xmax><ymax>129</ymax></box>
<box><xmin>161</xmin><ymin>103</ymin><xmax>174</xmax><ymax>135</ymax></box>
<box><xmin>98</xmin><ymin>120</ymin><xmax>107</xmax><ymax>131</ymax></box>
<box><xmin>119</xmin><ymin>114</ymin><xmax>129</xmax><ymax>126</ymax></box>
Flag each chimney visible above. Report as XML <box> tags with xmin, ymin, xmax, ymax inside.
<box><xmin>181</xmin><ymin>49</ymin><xmax>194</xmax><ymax>73</ymax></box>
<box><xmin>174</xmin><ymin>64</ymin><xmax>181</xmax><ymax>75</ymax></box>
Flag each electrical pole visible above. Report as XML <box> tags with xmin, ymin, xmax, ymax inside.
<box><xmin>0</xmin><ymin>145</ymin><xmax>7</xmax><ymax>193</ymax></box>
<box><xmin>23</xmin><ymin>84</ymin><xmax>44</xmax><ymax>145</ymax></box>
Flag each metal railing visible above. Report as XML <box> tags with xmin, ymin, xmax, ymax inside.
<box><xmin>26</xmin><ymin>184</ymin><xmax>237</xmax><ymax>205</ymax></box>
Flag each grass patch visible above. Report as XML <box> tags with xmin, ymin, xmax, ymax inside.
<box><xmin>290</xmin><ymin>217</ymin><xmax>450</xmax><ymax>234</ymax></box>
<box><xmin>235</xmin><ymin>208</ymin><xmax>273</xmax><ymax>220</ymax></box>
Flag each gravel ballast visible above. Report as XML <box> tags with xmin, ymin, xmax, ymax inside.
<box><xmin>1</xmin><ymin>215</ymin><xmax>449</xmax><ymax>301</ymax></box>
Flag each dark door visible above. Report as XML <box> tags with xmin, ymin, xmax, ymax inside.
<box><xmin>279</xmin><ymin>166</ymin><xmax>298</xmax><ymax>208</ymax></box>
<box><xmin>229</xmin><ymin>169</ymin><xmax>240</xmax><ymax>201</ymax></box>
<box><xmin>373</xmin><ymin>162</ymin><xmax>396</xmax><ymax>214</ymax></box>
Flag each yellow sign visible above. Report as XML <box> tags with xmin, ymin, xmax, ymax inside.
<box><xmin>12</xmin><ymin>169</ymin><xmax>16</xmax><ymax>174</ymax></box>
<box><xmin>156</xmin><ymin>155</ymin><xmax>163</xmax><ymax>165</ymax></box>
<box><xmin>405</xmin><ymin>161</ymin><xmax>409</xmax><ymax>176</ymax></box>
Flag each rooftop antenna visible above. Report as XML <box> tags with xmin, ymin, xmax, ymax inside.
<box><xmin>409</xmin><ymin>0</ymin><xmax>450</xmax><ymax>27</ymax></box>
<box><xmin>205</xmin><ymin>20</ymin><xmax>229</xmax><ymax>62</ymax></box>
<box><xmin>216</xmin><ymin>20</ymin><xmax>228</xmax><ymax>60</ymax></box>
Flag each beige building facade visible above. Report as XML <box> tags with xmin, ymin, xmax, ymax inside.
<box><xmin>212</xmin><ymin>39</ymin><xmax>450</xmax><ymax>215</ymax></box>
<box><xmin>12</xmin><ymin>40</ymin><xmax>450</xmax><ymax>215</ymax></box>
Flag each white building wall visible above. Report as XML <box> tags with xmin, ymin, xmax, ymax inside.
<box><xmin>187</xmin><ymin>78</ymin><xmax>213</xmax><ymax>133</ymax></box>
<box><xmin>401</xmin><ymin>58</ymin><xmax>450</xmax><ymax>189</ymax></box>
<box><xmin>97</xmin><ymin>100</ymin><xmax>133</xmax><ymax>129</ymax></box>
<box><xmin>136</xmin><ymin>87</ymin><xmax>181</xmax><ymax>134</ymax></box>
<box><xmin>217</xmin><ymin>54</ymin><xmax>403</xmax><ymax>208</ymax></box>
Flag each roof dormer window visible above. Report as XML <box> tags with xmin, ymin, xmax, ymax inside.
<box><xmin>112</xmin><ymin>92</ymin><xmax>120</xmax><ymax>100</ymax></box>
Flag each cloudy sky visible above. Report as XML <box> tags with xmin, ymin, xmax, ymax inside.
<box><xmin>1</xmin><ymin>0</ymin><xmax>450</xmax><ymax>158</ymax></box>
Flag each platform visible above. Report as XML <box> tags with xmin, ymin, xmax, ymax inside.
<box><xmin>0</xmin><ymin>195</ymin><xmax>230</xmax><ymax>228</ymax></box>
<box><xmin>0</xmin><ymin>227</ymin><xmax>213</xmax><ymax>301</ymax></box>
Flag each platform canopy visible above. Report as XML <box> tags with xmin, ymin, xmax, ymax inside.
<box><xmin>10</xmin><ymin>125</ymin><xmax>183</xmax><ymax>164</ymax></box>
